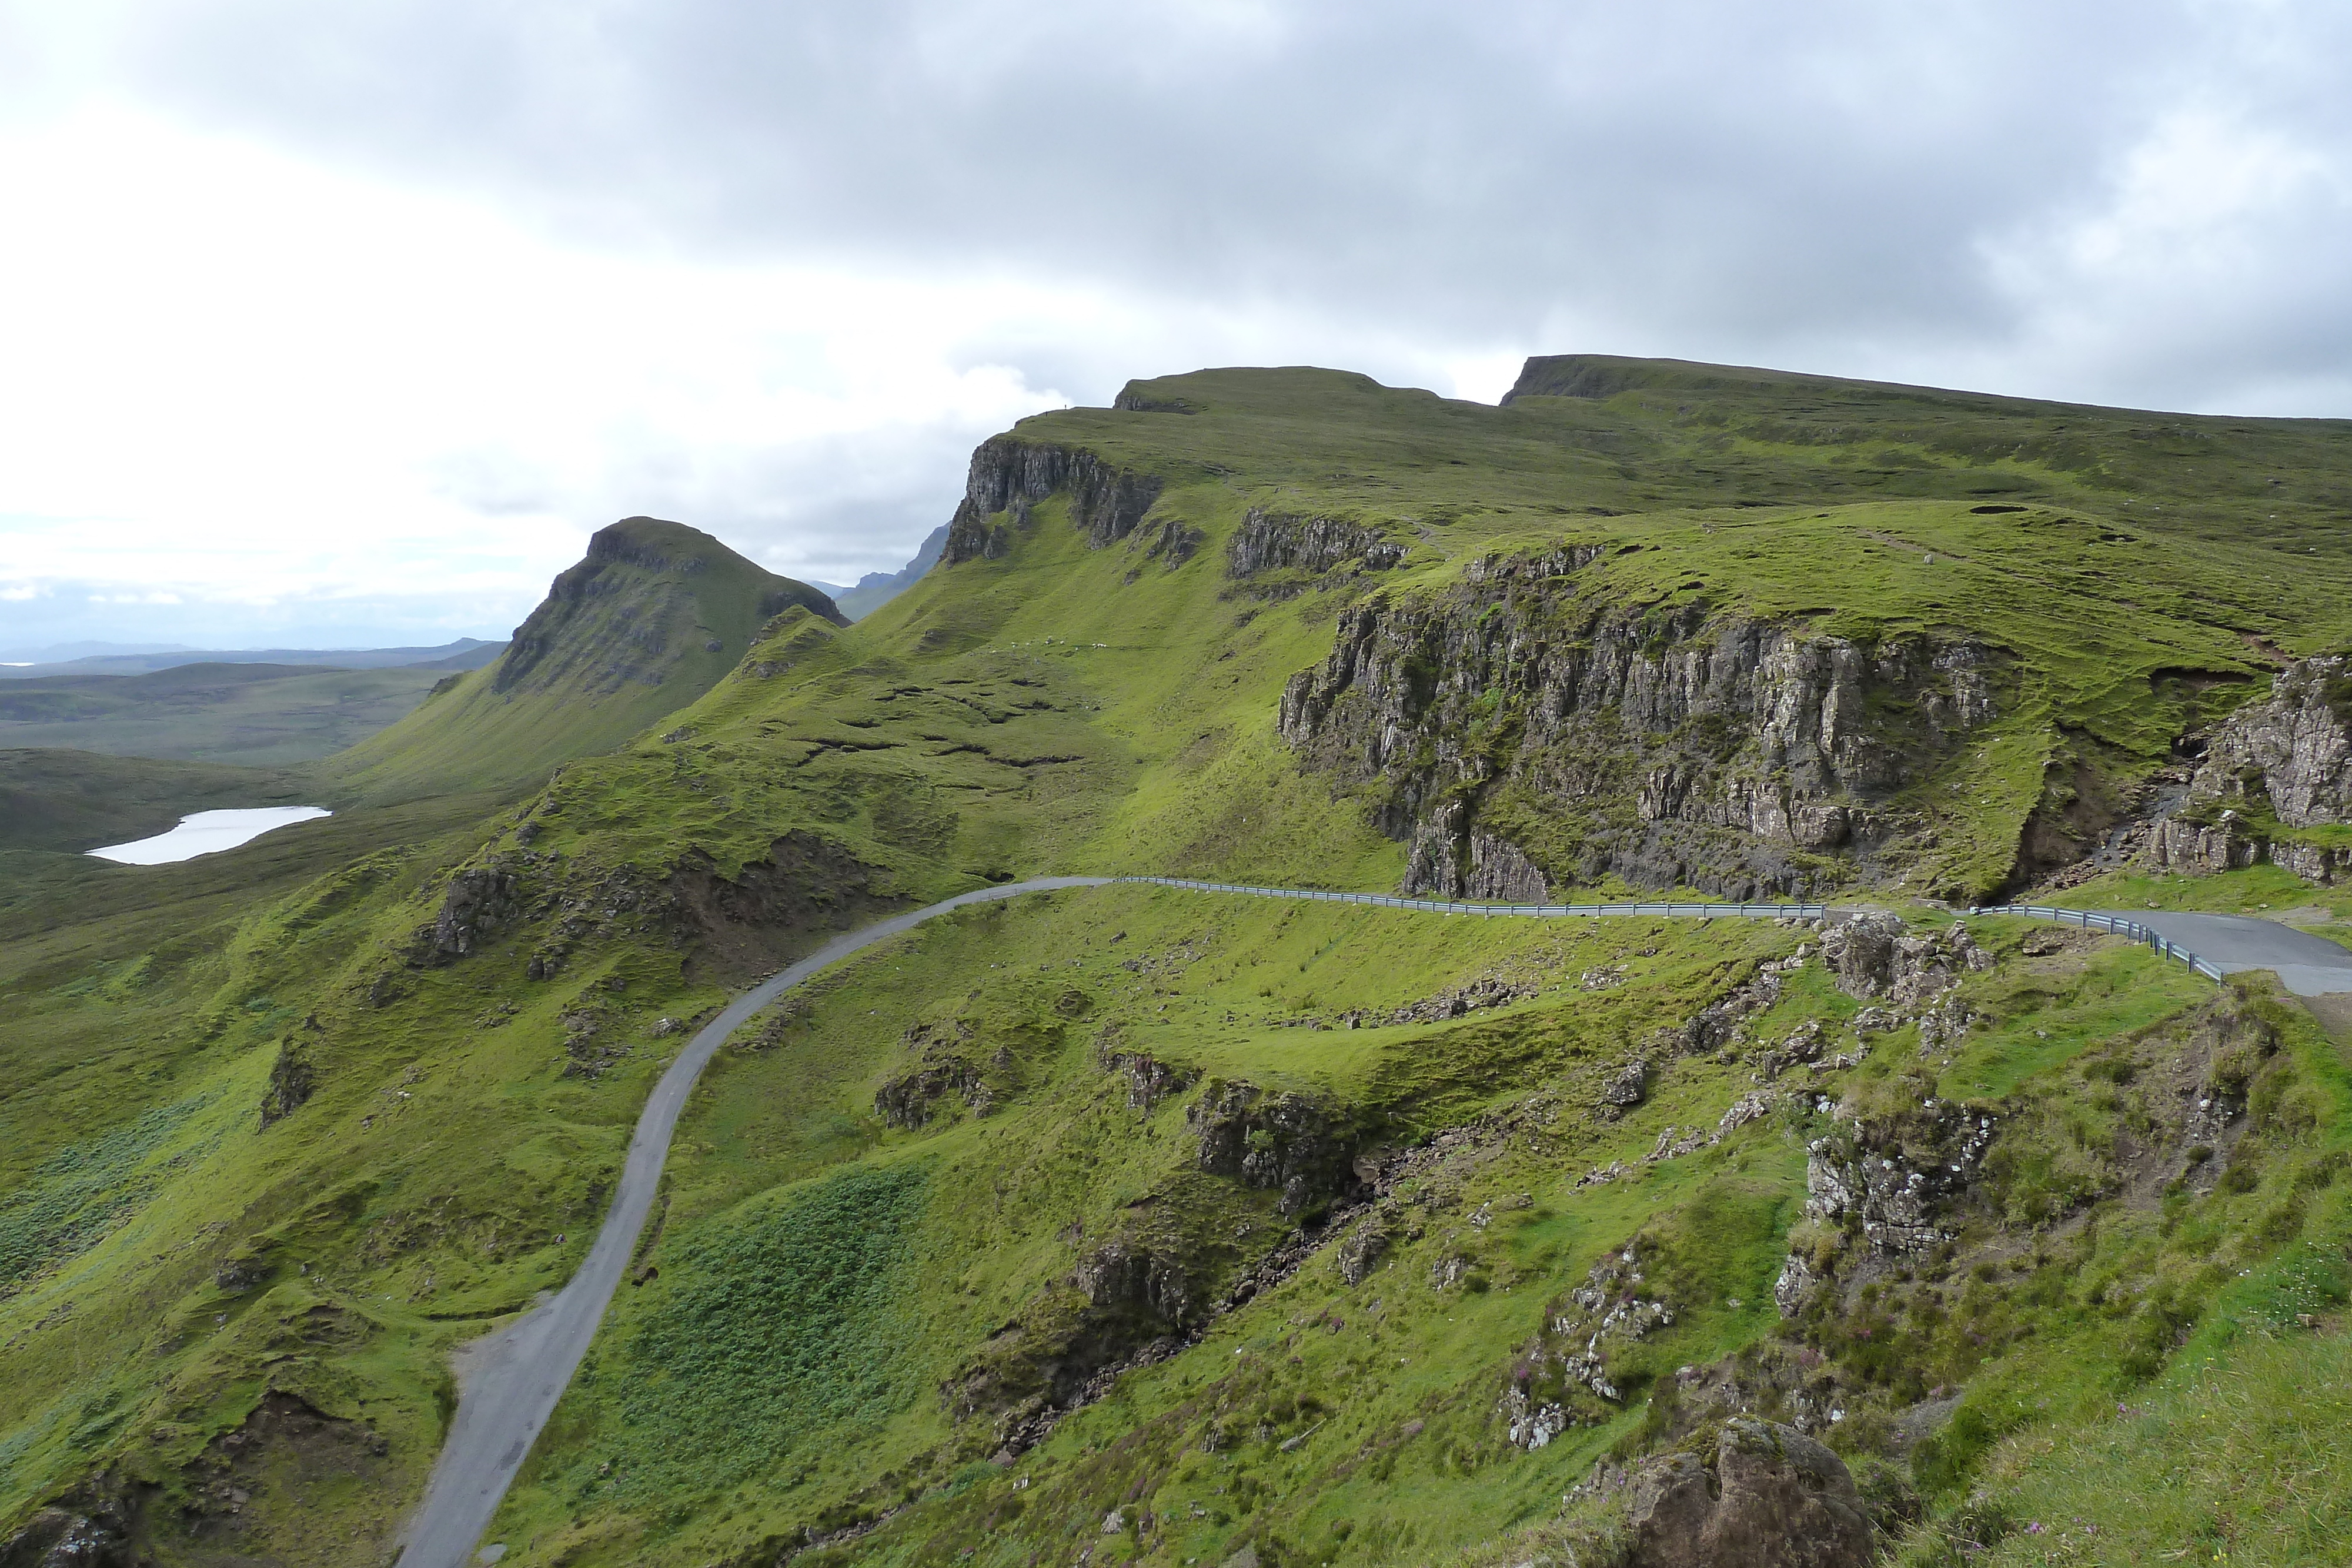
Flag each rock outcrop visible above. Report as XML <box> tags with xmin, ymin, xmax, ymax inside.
<box><xmin>412</xmin><ymin>865</ymin><xmax>523</xmax><ymax>965</ymax></box>
<box><xmin>2191</xmin><ymin>656</ymin><xmax>2352</xmax><ymax>826</ymax></box>
<box><xmin>1820</xmin><ymin>914</ymin><xmax>1990</xmax><ymax>1004</ymax></box>
<box><xmin>1782</xmin><ymin>1105</ymin><xmax>2000</xmax><ymax>1300</ymax></box>
<box><xmin>258</xmin><ymin>1042</ymin><xmax>315</xmax><ymax>1127</ymax></box>
<box><xmin>1621</xmin><ymin>1420</ymin><xmax>1875</xmax><ymax>1568</ymax></box>
<box><xmin>2139</xmin><ymin>659</ymin><xmax>2352</xmax><ymax>885</ymax></box>
<box><xmin>1502</xmin><ymin>1239</ymin><xmax>1678</xmax><ymax>1448</ymax></box>
<box><xmin>1187</xmin><ymin>1079</ymin><xmax>1364</xmax><ymax>1216</ymax></box>
<box><xmin>1277</xmin><ymin>550</ymin><xmax>2002</xmax><ymax>898</ymax></box>
<box><xmin>1337</xmin><ymin>973</ymin><xmax>1540</xmax><ymax>1029</ymax></box>
<box><xmin>1225</xmin><ymin>510</ymin><xmax>1407</xmax><ymax>578</ymax></box>
<box><xmin>1097</xmin><ymin>1044</ymin><xmax>1200</xmax><ymax>1110</ymax></box>
<box><xmin>941</xmin><ymin>436</ymin><xmax>1165</xmax><ymax>565</ymax></box>
<box><xmin>875</xmin><ymin>1052</ymin><xmax>992</xmax><ymax>1128</ymax></box>
<box><xmin>663</xmin><ymin>831</ymin><xmax>904</xmax><ymax>979</ymax></box>
<box><xmin>0</xmin><ymin>1499</ymin><xmax>139</xmax><ymax>1567</ymax></box>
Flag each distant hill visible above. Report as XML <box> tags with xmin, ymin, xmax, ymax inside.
<box><xmin>0</xmin><ymin>661</ymin><xmax>453</xmax><ymax>767</ymax></box>
<box><xmin>811</xmin><ymin>524</ymin><xmax>947</xmax><ymax>620</ymax></box>
<box><xmin>0</xmin><ymin>640</ymin><xmax>193</xmax><ymax>662</ymax></box>
<box><xmin>0</xmin><ymin>637</ymin><xmax>503</xmax><ymax>681</ymax></box>
<box><xmin>320</xmin><ymin>516</ymin><xmax>845</xmax><ymax>800</ymax></box>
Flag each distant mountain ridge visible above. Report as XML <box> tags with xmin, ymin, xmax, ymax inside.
<box><xmin>808</xmin><ymin>524</ymin><xmax>947</xmax><ymax>620</ymax></box>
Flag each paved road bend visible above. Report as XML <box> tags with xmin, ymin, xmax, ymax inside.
<box><xmin>2099</xmin><ymin>909</ymin><xmax>2352</xmax><ymax>998</ymax></box>
<box><xmin>392</xmin><ymin>875</ymin><xmax>1112</xmax><ymax>1568</ymax></box>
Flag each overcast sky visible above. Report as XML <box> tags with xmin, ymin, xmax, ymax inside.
<box><xmin>4</xmin><ymin>1</ymin><xmax>2350</xmax><ymax>653</ymax></box>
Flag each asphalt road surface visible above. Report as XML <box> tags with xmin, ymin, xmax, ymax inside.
<box><xmin>392</xmin><ymin>875</ymin><xmax>1112</xmax><ymax>1568</ymax></box>
<box><xmin>2101</xmin><ymin>908</ymin><xmax>2352</xmax><ymax>997</ymax></box>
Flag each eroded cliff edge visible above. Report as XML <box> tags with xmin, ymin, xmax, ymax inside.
<box><xmin>1278</xmin><ymin>548</ymin><xmax>2004</xmax><ymax>901</ymax></box>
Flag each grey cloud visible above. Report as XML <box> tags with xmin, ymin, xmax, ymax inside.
<box><xmin>82</xmin><ymin>0</ymin><xmax>2349</xmax><ymax>412</ymax></box>
<box><xmin>8</xmin><ymin>0</ymin><xmax>2350</xmax><ymax>427</ymax></box>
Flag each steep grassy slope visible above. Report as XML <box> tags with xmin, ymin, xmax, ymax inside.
<box><xmin>0</xmin><ymin>661</ymin><xmax>448</xmax><ymax>766</ymax></box>
<box><xmin>323</xmin><ymin>516</ymin><xmax>845</xmax><ymax>801</ymax></box>
<box><xmin>9</xmin><ymin>359</ymin><xmax>2352</xmax><ymax>1566</ymax></box>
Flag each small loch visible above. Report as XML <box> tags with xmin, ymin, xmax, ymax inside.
<box><xmin>88</xmin><ymin>807</ymin><xmax>333</xmax><ymax>865</ymax></box>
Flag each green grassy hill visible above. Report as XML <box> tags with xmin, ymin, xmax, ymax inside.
<box><xmin>8</xmin><ymin>362</ymin><xmax>2352</xmax><ymax>1567</ymax></box>
<box><xmin>321</xmin><ymin>516</ymin><xmax>846</xmax><ymax>802</ymax></box>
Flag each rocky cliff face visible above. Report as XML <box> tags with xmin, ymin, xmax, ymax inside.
<box><xmin>1278</xmin><ymin>550</ymin><xmax>2003</xmax><ymax>898</ymax></box>
<box><xmin>2135</xmin><ymin>656</ymin><xmax>2352</xmax><ymax>885</ymax></box>
<box><xmin>940</xmin><ymin>436</ymin><xmax>1166</xmax><ymax>566</ymax></box>
<box><xmin>2190</xmin><ymin>656</ymin><xmax>2352</xmax><ymax>827</ymax></box>
<box><xmin>1225</xmin><ymin>510</ymin><xmax>1407</xmax><ymax>578</ymax></box>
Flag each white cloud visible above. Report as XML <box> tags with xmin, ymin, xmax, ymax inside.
<box><xmin>0</xmin><ymin>108</ymin><xmax>1075</xmax><ymax>639</ymax></box>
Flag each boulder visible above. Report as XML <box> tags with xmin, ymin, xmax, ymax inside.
<box><xmin>1820</xmin><ymin>912</ymin><xmax>1903</xmax><ymax>998</ymax></box>
<box><xmin>1624</xmin><ymin>1419</ymin><xmax>1874</xmax><ymax>1567</ymax></box>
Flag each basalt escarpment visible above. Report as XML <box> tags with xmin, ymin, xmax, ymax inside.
<box><xmin>1278</xmin><ymin>550</ymin><xmax>2005</xmax><ymax>900</ymax></box>
<box><xmin>1225</xmin><ymin>509</ymin><xmax>1408</xmax><ymax>581</ymax></box>
<box><xmin>941</xmin><ymin>436</ymin><xmax>1166</xmax><ymax>564</ymax></box>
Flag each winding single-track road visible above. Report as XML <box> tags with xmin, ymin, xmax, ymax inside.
<box><xmin>394</xmin><ymin>878</ymin><xmax>2349</xmax><ymax>1566</ymax></box>
<box><xmin>392</xmin><ymin>876</ymin><xmax>1114</xmax><ymax>1568</ymax></box>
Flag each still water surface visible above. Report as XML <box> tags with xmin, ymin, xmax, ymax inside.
<box><xmin>88</xmin><ymin>807</ymin><xmax>332</xmax><ymax>864</ymax></box>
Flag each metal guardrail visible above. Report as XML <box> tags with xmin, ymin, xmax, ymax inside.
<box><xmin>1113</xmin><ymin>876</ymin><xmax>1826</xmax><ymax>921</ymax></box>
<box><xmin>1967</xmin><ymin>902</ymin><xmax>2227</xmax><ymax>982</ymax></box>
